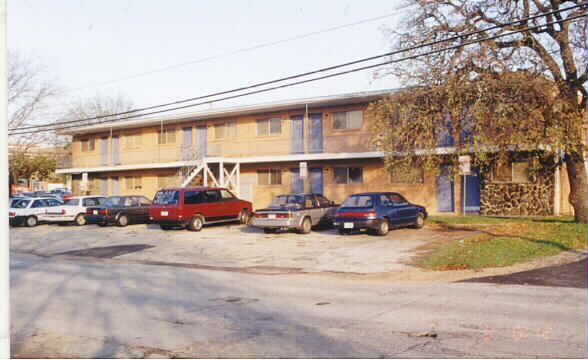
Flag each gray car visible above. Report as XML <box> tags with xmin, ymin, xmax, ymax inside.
<box><xmin>250</xmin><ymin>193</ymin><xmax>338</xmax><ymax>234</ymax></box>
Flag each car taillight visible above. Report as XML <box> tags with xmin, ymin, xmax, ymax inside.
<box><xmin>338</xmin><ymin>211</ymin><xmax>376</xmax><ymax>218</ymax></box>
<box><xmin>86</xmin><ymin>209</ymin><xmax>93</xmax><ymax>214</ymax></box>
<box><xmin>276</xmin><ymin>213</ymin><xmax>291</xmax><ymax>218</ymax></box>
<box><xmin>255</xmin><ymin>213</ymin><xmax>267</xmax><ymax>218</ymax></box>
<box><xmin>9</xmin><ymin>212</ymin><xmax>15</xmax><ymax>217</ymax></box>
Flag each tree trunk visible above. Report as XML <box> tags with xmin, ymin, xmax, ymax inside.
<box><xmin>564</xmin><ymin>153</ymin><xmax>587</xmax><ymax>223</ymax></box>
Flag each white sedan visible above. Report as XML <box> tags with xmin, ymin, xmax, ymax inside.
<box><xmin>9</xmin><ymin>197</ymin><xmax>63</xmax><ymax>227</ymax></box>
<box><xmin>40</xmin><ymin>196</ymin><xmax>106</xmax><ymax>225</ymax></box>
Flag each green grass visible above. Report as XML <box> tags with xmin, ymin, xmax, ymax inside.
<box><xmin>421</xmin><ymin>217</ymin><xmax>586</xmax><ymax>270</ymax></box>
<box><xmin>428</xmin><ymin>215</ymin><xmax>575</xmax><ymax>225</ymax></box>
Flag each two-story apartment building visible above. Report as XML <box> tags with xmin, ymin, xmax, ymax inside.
<box><xmin>56</xmin><ymin>89</ymin><xmax>574</xmax><ymax>216</ymax></box>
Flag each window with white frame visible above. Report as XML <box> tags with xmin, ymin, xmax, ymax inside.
<box><xmin>81</xmin><ymin>138</ymin><xmax>95</xmax><ymax>152</ymax></box>
<box><xmin>492</xmin><ymin>161</ymin><xmax>530</xmax><ymax>183</ymax></box>
<box><xmin>257</xmin><ymin>169</ymin><xmax>282</xmax><ymax>185</ymax></box>
<box><xmin>333</xmin><ymin>167</ymin><xmax>363</xmax><ymax>184</ymax></box>
<box><xmin>257</xmin><ymin>118</ymin><xmax>281</xmax><ymax>136</ymax></box>
<box><xmin>125</xmin><ymin>176</ymin><xmax>143</xmax><ymax>190</ymax></box>
<box><xmin>157</xmin><ymin>128</ymin><xmax>176</xmax><ymax>145</ymax></box>
<box><xmin>332</xmin><ymin>110</ymin><xmax>363</xmax><ymax>130</ymax></box>
<box><xmin>214</xmin><ymin>122</ymin><xmax>237</xmax><ymax>139</ymax></box>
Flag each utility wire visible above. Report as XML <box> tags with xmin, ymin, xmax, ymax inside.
<box><xmin>9</xmin><ymin>6</ymin><xmax>587</xmax><ymax>135</ymax></box>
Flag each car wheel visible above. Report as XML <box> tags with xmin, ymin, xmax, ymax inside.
<box><xmin>414</xmin><ymin>213</ymin><xmax>425</xmax><ymax>229</ymax></box>
<box><xmin>74</xmin><ymin>214</ymin><xmax>86</xmax><ymax>226</ymax></box>
<box><xmin>98</xmin><ymin>223</ymin><xmax>108</xmax><ymax>227</ymax></box>
<box><xmin>298</xmin><ymin>217</ymin><xmax>312</xmax><ymax>234</ymax></box>
<box><xmin>187</xmin><ymin>215</ymin><xmax>204</xmax><ymax>232</ymax></box>
<box><xmin>25</xmin><ymin>216</ymin><xmax>38</xmax><ymax>227</ymax></box>
<box><xmin>238</xmin><ymin>209</ymin><xmax>250</xmax><ymax>224</ymax></box>
<box><xmin>160</xmin><ymin>224</ymin><xmax>173</xmax><ymax>230</ymax></box>
<box><xmin>375</xmin><ymin>218</ymin><xmax>389</xmax><ymax>236</ymax></box>
<box><xmin>117</xmin><ymin>214</ymin><xmax>129</xmax><ymax>227</ymax></box>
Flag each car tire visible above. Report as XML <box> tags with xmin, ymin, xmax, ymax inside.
<box><xmin>117</xmin><ymin>214</ymin><xmax>129</xmax><ymax>227</ymax></box>
<box><xmin>25</xmin><ymin>216</ymin><xmax>38</xmax><ymax>227</ymax></box>
<box><xmin>98</xmin><ymin>223</ymin><xmax>108</xmax><ymax>227</ymax></box>
<box><xmin>238</xmin><ymin>209</ymin><xmax>250</xmax><ymax>224</ymax></box>
<box><xmin>263</xmin><ymin>228</ymin><xmax>276</xmax><ymax>234</ymax></box>
<box><xmin>375</xmin><ymin>218</ymin><xmax>389</xmax><ymax>236</ymax></box>
<box><xmin>160</xmin><ymin>224</ymin><xmax>173</xmax><ymax>230</ymax></box>
<box><xmin>74</xmin><ymin>214</ymin><xmax>86</xmax><ymax>226</ymax></box>
<box><xmin>298</xmin><ymin>217</ymin><xmax>312</xmax><ymax>234</ymax></box>
<box><xmin>413</xmin><ymin>213</ymin><xmax>425</xmax><ymax>229</ymax></box>
<box><xmin>187</xmin><ymin>215</ymin><xmax>204</xmax><ymax>232</ymax></box>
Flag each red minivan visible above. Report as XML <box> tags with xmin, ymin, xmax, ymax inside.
<box><xmin>149</xmin><ymin>187</ymin><xmax>252</xmax><ymax>231</ymax></box>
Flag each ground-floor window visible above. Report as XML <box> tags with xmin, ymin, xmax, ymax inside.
<box><xmin>257</xmin><ymin>169</ymin><xmax>282</xmax><ymax>185</ymax></box>
<box><xmin>492</xmin><ymin>161</ymin><xmax>530</xmax><ymax>183</ymax></box>
<box><xmin>333</xmin><ymin>167</ymin><xmax>363</xmax><ymax>184</ymax></box>
<box><xmin>125</xmin><ymin>176</ymin><xmax>142</xmax><ymax>190</ymax></box>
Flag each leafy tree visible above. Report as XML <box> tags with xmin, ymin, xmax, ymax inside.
<box><xmin>370</xmin><ymin>0</ymin><xmax>587</xmax><ymax>223</ymax></box>
<box><xmin>9</xmin><ymin>153</ymin><xmax>56</xmax><ymax>188</ymax></box>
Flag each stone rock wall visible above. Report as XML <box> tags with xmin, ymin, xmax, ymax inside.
<box><xmin>480</xmin><ymin>173</ymin><xmax>554</xmax><ymax>216</ymax></box>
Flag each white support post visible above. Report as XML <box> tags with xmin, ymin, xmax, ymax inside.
<box><xmin>236</xmin><ymin>162</ymin><xmax>240</xmax><ymax>197</ymax></box>
<box><xmin>219</xmin><ymin>160</ymin><xmax>224</xmax><ymax>187</ymax></box>
<box><xmin>203</xmin><ymin>162</ymin><xmax>208</xmax><ymax>186</ymax></box>
<box><xmin>206</xmin><ymin>167</ymin><xmax>219</xmax><ymax>187</ymax></box>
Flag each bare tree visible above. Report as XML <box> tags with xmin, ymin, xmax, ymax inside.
<box><xmin>372</xmin><ymin>0</ymin><xmax>587</xmax><ymax>222</ymax></box>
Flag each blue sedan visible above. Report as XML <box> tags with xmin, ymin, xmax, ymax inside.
<box><xmin>334</xmin><ymin>192</ymin><xmax>427</xmax><ymax>236</ymax></box>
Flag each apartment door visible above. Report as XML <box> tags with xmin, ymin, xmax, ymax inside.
<box><xmin>290</xmin><ymin>115</ymin><xmax>304</xmax><ymax>154</ymax></box>
<box><xmin>309</xmin><ymin>113</ymin><xmax>323</xmax><ymax>153</ymax></box>
<box><xmin>100</xmin><ymin>178</ymin><xmax>108</xmax><ymax>196</ymax></box>
<box><xmin>197</xmin><ymin>125</ymin><xmax>207</xmax><ymax>157</ymax></box>
<box><xmin>290</xmin><ymin>168</ymin><xmax>304</xmax><ymax>193</ymax></box>
<box><xmin>111</xmin><ymin>177</ymin><xmax>120</xmax><ymax>195</ymax></box>
<box><xmin>112</xmin><ymin>136</ymin><xmax>120</xmax><ymax>165</ymax></box>
<box><xmin>309</xmin><ymin>167</ymin><xmax>324</xmax><ymax>194</ymax></box>
<box><xmin>462</xmin><ymin>169</ymin><xmax>481</xmax><ymax>212</ymax></box>
<box><xmin>100</xmin><ymin>137</ymin><xmax>108</xmax><ymax>166</ymax></box>
<box><xmin>436</xmin><ymin>165</ymin><xmax>455</xmax><ymax>212</ymax></box>
<box><xmin>182</xmin><ymin>127</ymin><xmax>193</xmax><ymax>160</ymax></box>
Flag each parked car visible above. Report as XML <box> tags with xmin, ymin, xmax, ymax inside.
<box><xmin>41</xmin><ymin>196</ymin><xmax>106</xmax><ymax>225</ymax></box>
<box><xmin>149</xmin><ymin>187</ymin><xmax>252</xmax><ymax>231</ymax></box>
<box><xmin>9</xmin><ymin>197</ymin><xmax>63</xmax><ymax>227</ymax></box>
<box><xmin>250</xmin><ymin>193</ymin><xmax>338</xmax><ymax>234</ymax></box>
<box><xmin>10</xmin><ymin>195</ymin><xmax>31</xmax><ymax>208</ymax></box>
<box><xmin>333</xmin><ymin>192</ymin><xmax>427</xmax><ymax>236</ymax></box>
<box><xmin>85</xmin><ymin>195</ymin><xmax>152</xmax><ymax>227</ymax></box>
<box><xmin>50</xmin><ymin>188</ymin><xmax>73</xmax><ymax>200</ymax></box>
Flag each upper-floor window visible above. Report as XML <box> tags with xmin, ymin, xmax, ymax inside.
<box><xmin>332</xmin><ymin>110</ymin><xmax>363</xmax><ymax>130</ymax></box>
<box><xmin>126</xmin><ymin>132</ymin><xmax>142</xmax><ymax>148</ymax></box>
<box><xmin>257</xmin><ymin>118</ymin><xmax>281</xmax><ymax>136</ymax></box>
<box><xmin>333</xmin><ymin>167</ymin><xmax>363</xmax><ymax>184</ymax></box>
<box><xmin>390</xmin><ymin>166</ymin><xmax>424</xmax><ymax>184</ymax></box>
<box><xmin>125</xmin><ymin>176</ymin><xmax>142</xmax><ymax>190</ymax></box>
<box><xmin>257</xmin><ymin>169</ymin><xmax>282</xmax><ymax>185</ymax></box>
<box><xmin>492</xmin><ymin>161</ymin><xmax>530</xmax><ymax>183</ymax></box>
<box><xmin>214</xmin><ymin>122</ymin><xmax>237</xmax><ymax>139</ymax></box>
<box><xmin>81</xmin><ymin>138</ymin><xmax>95</xmax><ymax>152</ymax></box>
<box><xmin>157</xmin><ymin>128</ymin><xmax>176</xmax><ymax>145</ymax></box>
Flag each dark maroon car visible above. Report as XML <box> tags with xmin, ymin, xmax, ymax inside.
<box><xmin>149</xmin><ymin>187</ymin><xmax>252</xmax><ymax>231</ymax></box>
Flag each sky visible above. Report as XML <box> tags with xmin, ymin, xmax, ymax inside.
<box><xmin>8</xmin><ymin>0</ymin><xmax>408</xmax><ymax>121</ymax></box>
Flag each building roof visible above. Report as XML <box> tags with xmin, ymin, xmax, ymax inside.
<box><xmin>58</xmin><ymin>88</ymin><xmax>400</xmax><ymax>136</ymax></box>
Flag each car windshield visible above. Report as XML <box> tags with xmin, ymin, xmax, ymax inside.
<box><xmin>153</xmin><ymin>190</ymin><xmax>179</xmax><ymax>205</ymax></box>
<box><xmin>13</xmin><ymin>200</ymin><xmax>31</xmax><ymax>208</ymax></box>
<box><xmin>341</xmin><ymin>195</ymin><xmax>373</xmax><ymax>208</ymax></box>
<box><xmin>63</xmin><ymin>199</ymin><xmax>80</xmax><ymax>206</ymax></box>
<box><xmin>105</xmin><ymin>196</ymin><xmax>122</xmax><ymax>207</ymax></box>
<box><xmin>269</xmin><ymin>195</ymin><xmax>303</xmax><ymax>207</ymax></box>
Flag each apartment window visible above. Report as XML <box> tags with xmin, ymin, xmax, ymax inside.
<box><xmin>81</xmin><ymin>138</ymin><xmax>95</xmax><ymax>152</ymax></box>
<box><xmin>257</xmin><ymin>169</ymin><xmax>282</xmax><ymax>185</ymax></box>
<box><xmin>157</xmin><ymin>175</ymin><xmax>176</xmax><ymax>188</ymax></box>
<box><xmin>215</xmin><ymin>122</ymin><xmax>237</xmax><ymax>139</ymax></box>
<box><xmin>333</xmin><ymin>167</ymin><xmax>363</xmax><ymax>184</ymax></box>
<box><xmin>157</xmin><ymin>128</ymin><xmax>176</xmax><ymax>145</ymax></box>
<box><xmin>390</xmin><ymin>166</ymin><xmax>424</xmax><ymax>184</ymax></box>
<box><xmin>492</xmin><ymin>161</ymin><xmax>530</xmax><ymax>183</ymax></box>
<box><xmin>125</xmin><ymin>176</ymin><xmax>142</xmax><ymax>190</ymax></box>
<box><xmin>257</xmin><ymin>118</ymin><xmax>281</xmax><ymax>136</ymax></box>
<box><xmin>332</xmin><ymin>110</ymin><xmax>363</xmax><ymax>130</ymax></box>
<box><xmin>126</xmin><ymin>132</ymin><xmax>142</xmax><ymax>148</ymax></box>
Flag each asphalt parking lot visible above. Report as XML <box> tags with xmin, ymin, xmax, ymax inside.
<box><xmin>9</xmin><ymin>222</ymin><xmax>476</xmax><ymax>274</ymax></box>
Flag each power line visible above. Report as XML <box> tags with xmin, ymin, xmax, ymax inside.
<box><xmin>9</xmin><ymin>6</ymin><xmax>587</xmax><ymax>135</ymax></box>
<box><xmin>58</xmin><ymin>11</ymin><xmax>402</xmax><ymax>94</ymax></box>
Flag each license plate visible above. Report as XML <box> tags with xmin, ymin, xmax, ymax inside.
<box><xmin>161</xmin><ymin>211</ymin><xmax>168</xmax><ymax>216</ymax></box>
<box><xmin>268</xmin><ymin>214</ymin><xmax>276</xmax><ymax>219</ymax></box>
<box><xmin>93</xmin><ymin>210</ymin><xmax>98</xmax><ymax>215</ymax></box>
<box><xmin>344</xmin><ymin>222</ymin><xmax>354</xmax><ymax>229</ymax></box>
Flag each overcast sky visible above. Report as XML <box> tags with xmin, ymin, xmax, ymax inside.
<box><xmin>8</xmin><ymin>0</ymin><xmax>407</xmax><ymax>119</ymax></box>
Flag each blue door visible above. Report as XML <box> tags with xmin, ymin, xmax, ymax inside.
<box><xmin>182</xmin><ymin>127</ymin><xmax>193</xmax><ymax>160</ymax></box>
<box><xmin>309</xmin><ymin>113</ymin><xmax>323</xmax><ymax>153</ymax></box>
<box><xmin>290</xmin><ymin>168</ymin><xmax>304</xmax><ymax>193</ymax></box>
<box><xmin>310</xmin><ymin>168</ymin><xmax>323</xmax><ymax>194</ymax></box>
<box><xmin>436</xmin><ymin>166</ymin><xmax>454</xmax><ymax>212</ymax></box>
<box><xmin>462</xmin><ymin>169</ymin><xmax>481</xmax><ymax>212</ymax></box>
<box><xmin>197</xmin><ymin>125</ymin><xmax>207</xmax><ymax>157</ymax></box>
<box><xmin>290</xmin><ymin>115</ymin><xmax>304</xmax><ymax>154</ymax></box>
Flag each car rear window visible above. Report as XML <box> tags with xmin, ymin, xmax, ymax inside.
<box><xmin>153</xmin><ymin>190</ymin><xmax>179</xmax><ymax>205</ymax></box>
<box><xmin>269</xmin><ymin>195</ymin><xmax>303</xmax><ymax>207</ymax></box>
<box><xmin>341</xmin><ymin>195</ymin><xmax>373</xmax><ymax>208</ymax></box>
